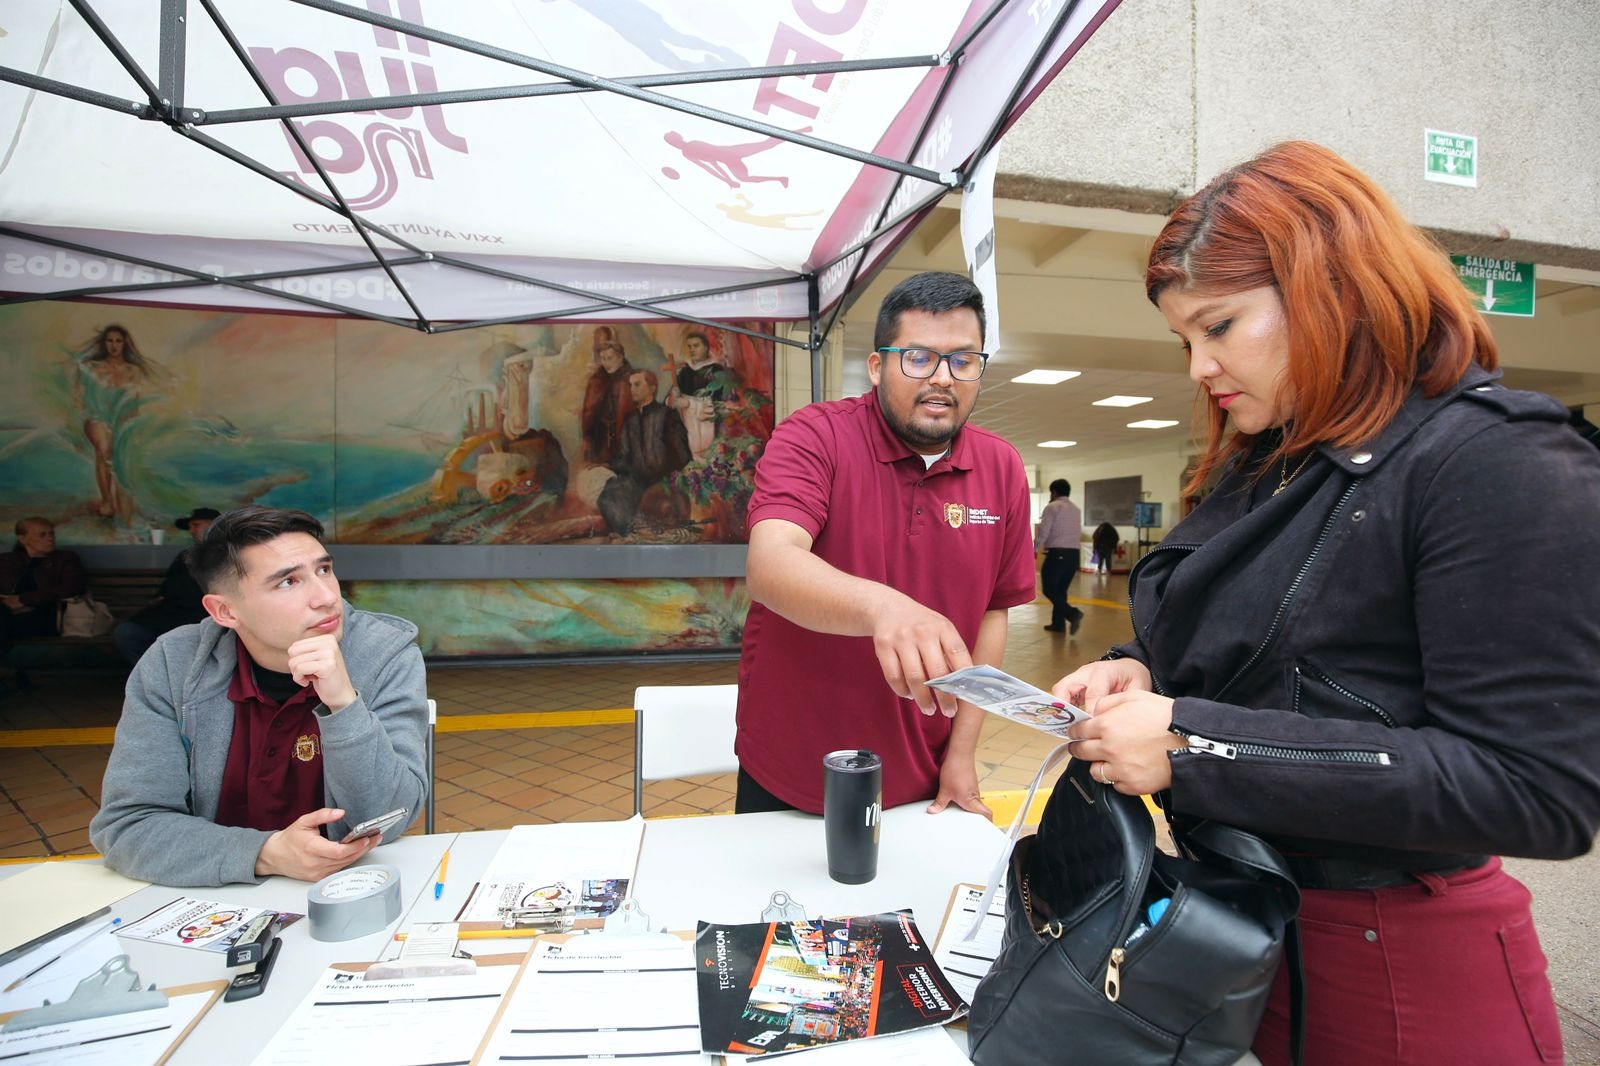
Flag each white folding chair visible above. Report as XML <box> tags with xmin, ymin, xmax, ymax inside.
<box><xmin>424</xmin><ymin>697</ymin><xmax>438</xmax><ymax>834</ymax></box>
<box><xmin>633</xmin><ymin>684</ymin><xmax>739</xmax><ymax>817</ymax></box>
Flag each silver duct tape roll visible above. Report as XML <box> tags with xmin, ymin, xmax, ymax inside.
<box><xmin>307</xmin><ymin>865</ymin><xmax>403</xmax><ymax>942</ymax></box>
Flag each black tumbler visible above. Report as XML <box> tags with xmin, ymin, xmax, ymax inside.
<box><xmin>823</xmin><ymin>749</ymin><xmax>882</xmax><ymax>884</ymax></box>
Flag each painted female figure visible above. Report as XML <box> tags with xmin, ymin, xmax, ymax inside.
<box><xmin>73</xmin><ymin>324</ymin><xmax>150</xmax><ymax>517</ymax></box>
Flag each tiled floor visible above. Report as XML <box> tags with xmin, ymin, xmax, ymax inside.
<box><xmin>0</xmin><ymin>573</ymin><xmax>1134</xmax><ymax>859</ymax></box>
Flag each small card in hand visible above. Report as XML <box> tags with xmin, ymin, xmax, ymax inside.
<box><xmin>925</xmin><ymin>665</ymin><xmax>1088</xmax><ymax>736</ymax></box>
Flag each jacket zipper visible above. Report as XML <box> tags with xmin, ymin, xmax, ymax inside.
<box><xmin>1173</xmin><ymin>728</ymin><xmax>1391</xmax><ymax>766</ymax></box>
<box><xmin>1213</xmin><ymin>480</ymin><xmax>1362</xmax><ymax>700</ymax></box>
<box><xmin>1294</xmin><ymin>663</ymin><xmax>1398</xmax><ymax>727</ymax></box>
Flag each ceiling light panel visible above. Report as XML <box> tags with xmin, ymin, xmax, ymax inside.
<box><xmin>1010</xmin><ymin>369</ymin><xmax>1082</xmax><ymax>385</ymax></box>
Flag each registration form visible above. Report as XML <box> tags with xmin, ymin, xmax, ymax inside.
<box><xmin>251</xmin><ymin>962</ymin><xmax>518</xmax><ymax>1066</ymax></box>
<box><xmin>932</xmin><ymin>883</ymin><xmax>1007</xmax><ymax>1004</ymax></box>
<box><xmin>474</xmin><ymin>935</ymin><xmax>701</xmax><ymax>1065</ymax></box>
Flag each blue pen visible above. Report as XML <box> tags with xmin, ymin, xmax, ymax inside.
<box><xmin>434</xmin><ymin>850</ymin><xmax>450</xmax><ymax>900</ymax></box>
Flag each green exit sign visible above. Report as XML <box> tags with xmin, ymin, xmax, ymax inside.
<box><xmin>1451</xmin><ymin>255</ymin><xmax>1535</xmax><ymax>317</ymax></box>
<box><xmin>1426</xmin><ymin>129</ymin><xmax>1477</xmax><ymax>187</ymax></box>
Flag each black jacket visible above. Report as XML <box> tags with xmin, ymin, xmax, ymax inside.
<box><xmin>1120</xmin><ymin>366</ymin><xmax>1600</xmax><ymax>863</ymax></box>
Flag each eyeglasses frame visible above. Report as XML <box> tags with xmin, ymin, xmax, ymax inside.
<box><xmin>875</xmin><ymin>346</ymin><xmax>991</xmax><ymax>381</ymax></box>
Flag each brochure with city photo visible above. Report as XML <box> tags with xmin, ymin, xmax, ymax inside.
<box><xmin>116</xmin><ymin>896</ymin><xmax>303</xmax><ymax>954</ymax></box>
<box><xmin>695</xmin><ymin>911</ymin><xmax>965</xmax><ymax>1058</ymax></box>
<box><xmin>925</xmin><ymin>664</ymin><xmax>1088</xmax><ymax>736</ymax></box>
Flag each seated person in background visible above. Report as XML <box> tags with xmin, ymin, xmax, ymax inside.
<box><xmin>112</xmin><ymin>507</ymin><xmax>219</xmax><ymax>665</ymax></box>
<box><xmin>0</xmin><ymin>517</ymin><xmax>86</xmax><ymax>670</ymax></box>
<box><xmin>90</xmin><ymin>506</ymin><xmax>428</xmax><ymax>887</ymax></box>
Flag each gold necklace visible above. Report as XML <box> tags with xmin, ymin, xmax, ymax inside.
<box><xmin>1272</xmin><ymin>451</ymin><xmax>1316</xmax><ymax>496</ymax></box>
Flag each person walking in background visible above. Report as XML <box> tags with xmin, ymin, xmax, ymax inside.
<box><xmin>0</xmin><ymin>517</ymin><xmax>87</xmax><ymax>676</ymax></box>
<box><xmin>112</xmin><ymin>507</ymin><xmax>218</xmax><ymax>665</ymax></box>
<box><xmin>1092</xmin><ymin>520</ymin><xmax>1119</xmax><ymax>576</ymax></box>
<box><xmin>1035</xmin><ymin>479</ymin><xmax>1084</xmax><ymax>634</ymax></box>
<box><xmin>1051</xmin><ymin>141</ymin><xmax>1600</xmax><ymax>1065</ymax></box>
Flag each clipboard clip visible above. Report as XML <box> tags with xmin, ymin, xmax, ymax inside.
<box><xmin>499</xmin><ymin>883</ymin><xmax>578</xmax><ymax>931</ymax></box>
<box><xmin>2</xmin><ymin>955</ymin><xmax>166</xmax><ymax>1032</ymax></box>
<box><xmin>600</xmin><ymin>898</ymin><xmax>658</xmax><ymax>936</ymax></box>
<box><xmin>761</xmin><ymin>891</ymin><xmax>807</xmax><ymax>923</ymax></box>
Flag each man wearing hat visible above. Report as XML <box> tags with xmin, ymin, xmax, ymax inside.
<box><xmin>112</xmin><ymin>507</ymin><xmax>219</xmax><ymax>664</ymax></box>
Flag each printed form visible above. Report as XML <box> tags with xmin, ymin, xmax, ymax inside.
<box><xmin>932</xmin><ymin>884</ymin><xmax>1007</xmax><ymax>1004</ymax></box>
<box><xmin>475</xmin><ymin>935</ymin><xmax>701</xmax><ymax>1064</ymax></box>
<box><xmin>251</xmin><ymin>964</ymin><xmax>518</xmax><ymax>1066</ymax></box>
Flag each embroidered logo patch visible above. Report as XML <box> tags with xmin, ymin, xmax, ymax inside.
<box><xmin>294</xmin><ymin>734</ymin><xmax>320</xmax><ymax>762</ymax></box>
<box><xmin>943</xmin><ymin>502</ymin><xmax>1001</xmax><ymax>528</ymax></box>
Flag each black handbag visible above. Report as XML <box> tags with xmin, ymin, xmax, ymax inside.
<box><xmin>968</xmin><ymin>756</ymin><xmax>1301</xmax><ymax>1066</ymax></box>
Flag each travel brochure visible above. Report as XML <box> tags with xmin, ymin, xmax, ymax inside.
<box><xmin>117</xmin><ymin>896</ymin><xmax>303</xmax><ymax>954</ymax></box>
<box><xmin>695</xmin><ymin>911</ymin><xmax>965</xmax><ymax>1058</ymax></box>
<box><xmin>926</xmin><ymin>664</ymin><xmax>1089</xmax><ymax>735</ymax></box>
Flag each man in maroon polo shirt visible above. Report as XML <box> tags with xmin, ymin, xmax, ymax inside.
<box><xmin>91</xmin><ymin>507</ymin><xmax>428</xmax><ymax>888</ymax></box>
<box><xmin>736</xmin><ymin>272</ymin><xmax>1035</xmax><ymax>815</ymax></box>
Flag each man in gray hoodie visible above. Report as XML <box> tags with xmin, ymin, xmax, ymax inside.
<box><xmin>90</xmin><ymin>507</ymin><xmax>429</xmax><ymax>887</ymax></box>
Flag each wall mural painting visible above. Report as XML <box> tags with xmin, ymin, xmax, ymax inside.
<box><xmin>336</xmin><ymin>319</ymin><xmax>774</xmax><ymax>544</ymax></box>
<box><xmin>0</xmin><ymin>303</ymin><xmax>775</xmax><ymax>546</ymax></box>
<box><xmin>0</xmin><ymin>304</ymin><xmax>337</xmax><ymax>541</ymax></box>
<box><xmin>348</xmin><ymin>576</ymin><xmax>750</xmax><ymax>658</ymax></box>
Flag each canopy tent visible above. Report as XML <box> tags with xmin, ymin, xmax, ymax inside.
<box><xmin>0</xmin><ymin>0</ymin><xmax>1119</xmax><ymax>380</ymax></box>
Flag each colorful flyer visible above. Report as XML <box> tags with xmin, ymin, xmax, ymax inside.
<box><xmin>925</xmin><ymin>664</ymin><xmax>1088</xmax><ymax>736</ymax></box>
<box><xmin>116</xmin><ymin>896</ymin><xmax>303</xmax><ymax>954</ymax></box>
<box><xmin>696</xmin><ymin>911</ymin><xmax>965</xmax><ymax>1057</ymax></box>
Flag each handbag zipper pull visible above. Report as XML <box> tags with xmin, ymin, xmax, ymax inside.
<box><xmin>1185</xmin><ymin>733</ymin><xmax>1237</xmax><ymax>759</ymax></box>
<box><xmin>1104</xmin><ymin>946</ymin><xmax>1124</xmax><ymax>1002</ymax></box>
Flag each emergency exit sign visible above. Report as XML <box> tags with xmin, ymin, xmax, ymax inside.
<box><xmin>1451</xmin><ymin>255</ymin><xmax>1535</xmax><ymax>317</ymax></box>
<box><xmin>1426</xmin><ymin>130</ymin><xmax>1477</xmax><ymax>187</ymax></box>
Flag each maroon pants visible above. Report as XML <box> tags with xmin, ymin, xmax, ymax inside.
<box><xmin>1254</xmin><ymin>858</ymin><xmax>1562</xmax><ymax>1065</ymax></box>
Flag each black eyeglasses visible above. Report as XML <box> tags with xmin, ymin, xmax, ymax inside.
<box><xmin>877</xmin><ymin>346</ymin><xmax>990</xmax><ymax>381</ymax></box>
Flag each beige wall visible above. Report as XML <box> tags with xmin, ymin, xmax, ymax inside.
<box><xmin>1002</xmin><ymin>0</ymin><xmax>1600</xmax><ymax>271</ymax></box>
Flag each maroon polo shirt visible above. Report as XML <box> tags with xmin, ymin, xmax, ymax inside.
<box><xmin>214</xmin><ymin>638</ymin><xmax>326</xmax><ymax>833</ymax></box>
<box><xmin>736</xmin><ymin>390</ymin><xmax>1036</xmax><ymax>812</ymax></box>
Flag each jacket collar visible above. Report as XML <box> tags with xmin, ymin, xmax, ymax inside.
<box><xmin>865</xmin><ymin>388</ymin><xmax>974</xmax><ymax>472</ymax></box>
<box><xmin>1321</xmin><ymin>364</ymin><xmax>1502</xmax><ymax>477</ymax></box>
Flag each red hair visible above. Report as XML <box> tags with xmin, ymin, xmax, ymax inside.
<box><xmin>1146</xmin><ymin>141</ymin><xmax>1497</xmax><ymax>495</ymax></box>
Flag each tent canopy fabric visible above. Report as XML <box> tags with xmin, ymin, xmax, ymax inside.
<box><xmin>0</xmin><ymin>0</ymin><xmax>1118</xmax><ymax>342</ymax></box>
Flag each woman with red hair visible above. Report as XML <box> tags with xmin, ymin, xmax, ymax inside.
<box><xmin>1049</xmin><ymin>142</ymin><xmax>1600</xmax><ymax>1064</ymax></box>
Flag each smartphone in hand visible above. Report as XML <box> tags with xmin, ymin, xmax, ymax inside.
<box><xmin>338</xmin><ymin>807</ymin><xmax>408</xmax><ymax>844</ymax></box>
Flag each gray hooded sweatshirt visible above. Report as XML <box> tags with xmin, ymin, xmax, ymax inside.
<box><xmin>89</xmin><ymin>602</ymin><xmax>428</xmax><ymax>887</ymax></box>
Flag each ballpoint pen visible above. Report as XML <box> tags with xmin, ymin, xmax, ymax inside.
<box><xmin>3</xmin><ymin>917</ymin><xmax>122</xmax><ymax>993</ymax></box>
<box><xmin>434</xmin><ymin>850</ymin><xmax>450</xmax><ymax>900</ymax></box>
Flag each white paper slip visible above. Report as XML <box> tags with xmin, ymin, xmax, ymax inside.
<box><xmin>252</xmin><ymin>962</ymin><xmax>518</xmax><ymax>1066</ymax></box>
<box><xmin>461</xmin><ymin>817</ymin><xmax>644</xmax><ymax>924</ymax></box>
<box><xmin>932</xmin><ymin>885</ymin><xmax>1006</xmax><ymax>1004</ymax></box>
<box><xmin>476</xmin><ymin>936</ymin><xmax>701</xmax><ymax>1065</ymax></box>
<box><xmin>925</xmin><ymin>664</ymin><xmax>1088</xmax><ymax>735</ymax></box>
<box><xmin>0</xmin><ymin>987</ymin><xmax>215</xmax><ymax>1066</ymax></box>
<box><xmin>725</xmin><ymin>1026</ymin><xmax>971</xmax><ymax>1065</ymax></box>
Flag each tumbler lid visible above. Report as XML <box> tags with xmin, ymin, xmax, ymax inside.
<box><xmin>823</xmin><ymin>748</ymin><xmax>881</xmax><ymax>772</ymax></box>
